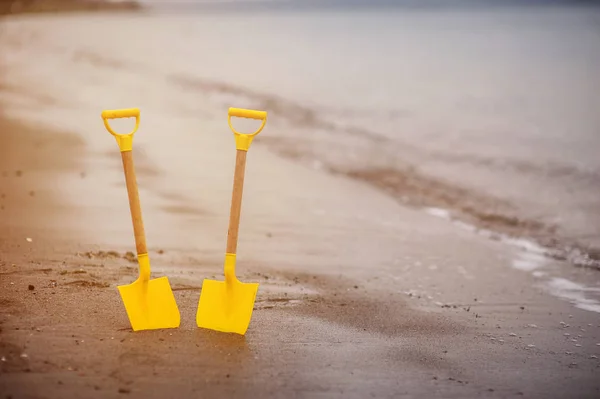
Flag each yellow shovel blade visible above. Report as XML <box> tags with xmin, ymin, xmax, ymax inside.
<box><xmin>196</xmin><ymin>278</ymin><xmax>258</xmax><ymax>335</ymax></box>
<box><xmin>118</xmin><ymin>276</ymin><xmax>180</xmax><ymax>331</ymax></box>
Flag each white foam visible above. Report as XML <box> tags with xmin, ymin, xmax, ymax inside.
<box><xmin>545</xmin><ymin>278</ymin><xmax>600</xmax><ymax>314</ymax></box>
<box><xmin>512</xmin><ymin>259</ymin><xmax>542</xmax><ymax>272</ymax></box>
<box><xmin>512</xmin><ymin>252</ymin><xmax>547</xmax><ymax>272</ymax></box>
<box><xmin>452</xmin><ymin>221</ymin><xmax>477</xmax><ymax>232</ymax></box>
<box><xmin>502</xmin><ymin>237</ymin><xmax>548</xmax><ymax>255</ymax></box>
<box><xmin>425</xmin><ymin>207</ymin><xmax>451</xmax><ymax>219</ymax></box>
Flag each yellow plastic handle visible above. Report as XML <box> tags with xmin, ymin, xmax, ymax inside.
<box><xmin>227</xmin><ymin>107</ymin><xmax>267</xmax><ymax>151</ymax></box>
<box><xmin>228</xmin><ymin>108</ymin><xmax>267</xmax><ymax>120</ymax></box>
<box><xmin>101</xmin><ymin>108</ymin><xmax>141</xmax><ymax>152</ymax></box>
<box><xmin>101</xmin><ymin>108</ymin><xmax>140</xmax><ymax>120</ymax></box>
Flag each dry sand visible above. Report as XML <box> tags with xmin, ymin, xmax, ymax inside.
<box><xmin>1</xmin><ymin>12</ymin><xmax>600</xmax><ymax>399</ymax></box>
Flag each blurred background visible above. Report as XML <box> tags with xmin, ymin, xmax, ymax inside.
<box><xmin>2</xmin><ymin>0</ymin><xmax>599</xmax><ymax>269</ymax></box>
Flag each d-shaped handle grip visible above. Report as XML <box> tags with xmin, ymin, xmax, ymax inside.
<box><xmin>101</xmin><ymin>108</ymin><xmax>141</xmax><ymax>152</ymax></box>
<box><xmin>227</xmin><ymin>107</ymin><xmax>267</xmax><ymax>151</ymax></box>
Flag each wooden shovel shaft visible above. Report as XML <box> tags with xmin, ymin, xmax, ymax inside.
<box><xmin>226</xmin><ymin>150</ymin><xmax>247</xmax><ymax>254</ymax></box>
<box><xmin>120</xmin><ymin>151</ymin><xmax>148</xmax><ymax>255</ymax></box>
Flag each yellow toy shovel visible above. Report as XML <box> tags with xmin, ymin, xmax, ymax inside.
<box><xmin>101</xmin><ymin>108</ymin><xmax>180</xmax><ymax>332</ymax></box>
<box><xmin>196</xmin><ymin>107</ymin><xmax>267</xmax><ymax>335</ymax></box>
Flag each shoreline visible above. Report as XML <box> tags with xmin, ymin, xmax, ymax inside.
<box><xmin>166</xmin><ymin>74</ymin><xmax>600</xmax><ymax>273</ymax></box>
<box><xmin>263</xmin><ymin>118</ymin><xmax>600</xmax><ymax>272</ymax></box>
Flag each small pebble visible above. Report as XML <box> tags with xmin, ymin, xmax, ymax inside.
<box><xmin>575</xmin><ymin>344</ymin><xmax>582</xmax><ymax>347</ymax></box>
<box><xmin>527</xmin><ymin>344</ymin><xmax>535</xmax><ymax>348</ymax></box>
<box><xmin>568</xmin><ymin>314</ymin><xmax>573</xmax><ymax>318</ymax></box>
<box><xmin>571</xmin><ymin>339</ymin><xmax>578</xmax><ymax>342</ymax></box>
<box><xmin>509</xmin><ymin>333</ymin><xmax>517</xmax><ymax>337</ymax></box>
<box><xmin>566</xmin><ymin>351</ymin><xmax>573</xmax><ymax>355</ymax></box>
<box><xmin>560</xmin><ymin>321</ymin><xmax>566</xmax><ymax>325</ymax></box>
<box><xmin>527</xmin><ymin>324</ymin><xmax>538</xmax><ymax>328</ymax></box>
<box><xmin>20</xmin><ymin>353</ymin><xmax>28</xmax><ymax>358</ymax></box>
<box><xmin>498</xmin><ymin>339</ymin><xmax>505</xmax><ymax>343</ymax></box>
<box><xmin>1</xmin><ymin>356</ymin><xmax>6</xmax><ymax>362</ymax></box>
<box><xmin>564</xmin><ymin>333</ymin><xmax>570</xmax><ymax>337</ymax></box>
<box><xmin>26</xmin><ymin>237</ymin><xmax>32</xmax><ymax>242</ymax></box>
<box><xmin>590</xmin><ymin>355</ymin><xmax>598</xmax><ymax>359</ymax></box>
<box><xmin>596</xmin><ymin>343</ymin><xmax>600</xmax><ymax>346</ymax></box>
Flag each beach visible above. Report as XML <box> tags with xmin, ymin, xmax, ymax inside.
<box><xmin>1</xmin><ymin>3</ymin><xmax>600</xmax><ymax>398</ymax></box>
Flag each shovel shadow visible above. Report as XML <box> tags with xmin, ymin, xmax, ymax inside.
<box><xmin>193</xmin><ymin>328</ymin><xmax>253</xmax><ymax>370</ymax></box>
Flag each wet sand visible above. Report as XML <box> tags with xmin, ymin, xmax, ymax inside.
<box><xmin>1</xmin><ymin>13</ymin><xmax>600</xmax><ymax>399</ymax></box>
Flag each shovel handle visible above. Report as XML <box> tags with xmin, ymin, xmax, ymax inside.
<box><xmin>101</xmin><ymin>108</ymin><xmax>148</xmax><ymax>256</ymax></box>
<box><xmin>101</xmin><ymin>108</ymin><xmax>141</xmax><ymax>152</ymax></box>
<box><xmin>121</xmin><ymin>151</ymin><xmax>148</xmax><ymax>256</ymax></box>
<box><xmin>227</xmin><ymin>107</ymin><xmax>267</xmax><ymax>151</ymax></box>
<box><xmin>226</xmin><ymin>150</ymin><xmax>247</xmax><ymax>255</ymax></box>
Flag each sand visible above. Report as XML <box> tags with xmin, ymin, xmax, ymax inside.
<box><xmin>0</xmin><ymin>1</ymin><xmax>140</xmax><ymax>15</ymax></box>
<box><xmin>1</xmin><ymin>12</ymin><xmax>600</xmax><ymax>399</ymax></box>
